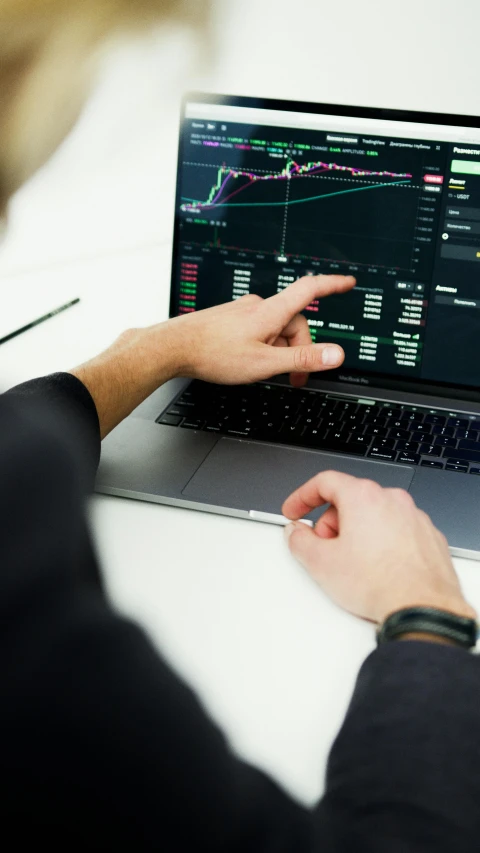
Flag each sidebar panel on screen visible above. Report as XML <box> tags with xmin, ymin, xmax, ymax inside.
<box><xmin>422</xmin><ymin>143</ymin><xmax>480</xmax><ymax>388</ymax></box>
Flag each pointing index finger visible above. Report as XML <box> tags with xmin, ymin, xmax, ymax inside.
<box><xmin>263</xmin><ymin>274</ymin><xmax>356</xmax><ymax>326</ymax></box>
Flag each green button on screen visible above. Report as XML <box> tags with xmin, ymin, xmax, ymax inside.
<box><xmin>451</xmin><ymin>159</ymin><xmax>480</xmax><ymax>175</ymax></box>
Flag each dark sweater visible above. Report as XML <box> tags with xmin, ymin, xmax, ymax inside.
<box><xmin>2</xmin><ymin>373</ymin><xmax>480</xmax><ymax>850</ymax></box>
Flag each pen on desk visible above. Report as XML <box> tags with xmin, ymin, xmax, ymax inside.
<box><xmin>0</xmin><ymin>298</ymin><xmax>80</xmax><ymax>345</ymax></box>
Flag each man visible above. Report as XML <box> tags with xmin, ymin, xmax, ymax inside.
<box><xmin>1</xmin><ymin>1</ymin><xmax>479</xmax><ymax>849</ymax></box>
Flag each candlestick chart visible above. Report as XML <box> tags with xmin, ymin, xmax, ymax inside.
<box><xmin>179</xmin><ymin>156</ymin><xmax>421</xmax><ymax>272</ymax></box>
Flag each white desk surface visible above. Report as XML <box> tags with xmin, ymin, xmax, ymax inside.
<box><xmin>2</xmin><ymin>0</ymin><xmax>480</xmax><ymax>806</ymax></box>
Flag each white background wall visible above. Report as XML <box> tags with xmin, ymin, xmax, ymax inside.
<box><xmin>1</xmin><ymin>0</ymin><xmax>479</xmax><ymax>283</ymax></box>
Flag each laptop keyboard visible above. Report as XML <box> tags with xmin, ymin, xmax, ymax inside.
<box><xmin>157</xmin><ymin>381</ymin><xmax>480</xmax><ymax>475</ymax></box>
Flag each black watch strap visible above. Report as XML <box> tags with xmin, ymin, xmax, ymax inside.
<box><xmin>377</xmin><ymin>607</ymin><xmax>478</xmax><ymax>649</ymax></box>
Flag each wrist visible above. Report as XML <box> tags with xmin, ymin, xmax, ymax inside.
<box><xmin>397</xmin><ymin>632</ymin><xmax>463</xmax><ymax>647</ymax></box>
<box><xmin>161</xmin><ymin>314</ymin><xmax>199</xmax><ymax>378</ymax></box>
<box><xmin>379</xmin><ymin>597</ymin><xmax>477</xmax><ymax>625</ymax></box>
<box><xmin>70</xmin><ymin>322</ymin><xmax>183</xmax><ymax>439</ymax></box>
<box><xmin>141</xmin><ymin>321</ymin><xmax>184</xmax><ymax>385</ymax></box>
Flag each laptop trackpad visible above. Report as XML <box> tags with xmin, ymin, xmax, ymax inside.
<box><xmin>182</xmin><ymin>438</ymin><xmax>414</xmax><ymax>521</ymax></box>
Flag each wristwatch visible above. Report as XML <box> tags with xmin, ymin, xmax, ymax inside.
<box><xmin>377</xmin><ymin>607</ymin><xmax>478</xmax><ymax>650</ymax></box>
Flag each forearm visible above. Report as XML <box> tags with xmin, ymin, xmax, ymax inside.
<box><xmin>69</xmin><ymin>322</ymin><xmax>181</xmax><ymax>439</ymax></box>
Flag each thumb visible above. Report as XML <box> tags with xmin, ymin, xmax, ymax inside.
<box><xmin>284</xmin><ymin>521</ymin><xmax>327</xmax><ymax>573</ymax></box>
<box><xmin>266</xmin><ymin>342</ymin><xmax>344</xmax><ymax>375</ymax></box>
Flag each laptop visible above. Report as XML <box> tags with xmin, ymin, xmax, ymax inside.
<box><xmin>96</xmin><ymin>92</ymin><xmax>480</xmax><ymax>559</ymax></box>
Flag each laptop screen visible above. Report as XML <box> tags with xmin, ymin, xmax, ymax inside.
<box><xmin>170</xmin><ymin>94</ymin><xmax>480</xmax><ymax>400</ymax></box>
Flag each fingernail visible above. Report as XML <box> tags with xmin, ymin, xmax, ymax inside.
<box><xmin>322</xmin><ymin>345</ymin><xmax>341</xmax><ymax>366</ymax></box>
<box><xmin>283</xmin><ymin>522</ymin><xmax>295</xmax><ymax>542</ymax></box>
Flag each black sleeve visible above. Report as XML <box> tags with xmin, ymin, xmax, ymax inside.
<box><xmin>3</xmin><ymin>372</ymin><xmax>100</xmax><ymax>491</ymax></box>
<box><xmin>2</xmin><ymin>396</ymin><xmax>480</xmax><ymax>850</ymax></box>
<box><xmin>0</xmin><ymin>396</ymin><xmax>313</xmax><ymax>850</ymax></box>
<box><xmin>321</xmin><ymin>640</ymin><xmax>480</xmax><ymax>850</ymax></box>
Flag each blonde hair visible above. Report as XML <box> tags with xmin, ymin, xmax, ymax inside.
<box><xmin>0</xmin><ymin>0</ymin><xmax>207</xmax><ymax>211</ymax></box>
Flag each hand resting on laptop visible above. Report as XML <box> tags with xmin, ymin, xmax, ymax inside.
<box><xmin>283</xmin><ymin>469</ymin><xmax>476</xmax><ymax>628</ymax></box>
<box><xmin>70</xmin><ymin>273</ymin><xmax>355</xmax><ymax>438</ymax></box>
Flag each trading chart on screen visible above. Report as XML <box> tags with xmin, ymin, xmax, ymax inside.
<box><xmin>172</xmin><ymin>101</ymin><xmax>467</xmax><ymax>382</ymax></box>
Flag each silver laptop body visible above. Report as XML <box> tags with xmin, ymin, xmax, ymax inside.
<box><xmin>97</xmin><ymin>93</ymin><xmax>480</xmax><ymax>559</ymax></box>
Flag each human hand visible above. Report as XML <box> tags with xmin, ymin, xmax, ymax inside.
<box><xmin>69</xmin><ymin>274</ymin><xmax>354</xmax><ymax>439</ymax></box>
<box><xmin>282</xmin><ymin>470</ymin><xmax>476</xmax><ymax>624</ymax></box>
<box><xmin>168</xmin><ymin>274</ymin><xmax>355</xmax><ymax>387</ymax></box>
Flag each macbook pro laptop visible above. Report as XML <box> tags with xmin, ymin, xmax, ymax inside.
<box><xmin>96</xmin><ymin>93</ymin><xmax>480</xmax><ymax>558</ymax></box>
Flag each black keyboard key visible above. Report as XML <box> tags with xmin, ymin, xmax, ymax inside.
<box><xmin>389</xmin><ymin>428</ymin><xmax>410</xmax><ymax>440</ymax></box>
<box><xmin>318</xmin><ymin>408</ymin><xmax>339</xmax><ymax>420</ymax></box>
<box><xmin>401</xmin><ymin>412</ymin><xmax>424</xmax><ymax>424</ymax></box>
<box><xmin>364</xmin><ymin>416</ymin><xmax>387</xmax><ymax>427</ymax></box>
<box><xmin>368</xmin><ymin>447</ymin><xmax>397</xmax><ymax>461</ymax></box>
<box><xmin>343</xmin><ymin>412</ymin><xmax>365</xmax><ymax>424</ymax></box>
<box><xmin>420</xmin><ymin>444</ymin><xmax>442</xmax><ymax>457</ymax></box>
<box><xmin>396</xmin><ymin>440</ymin><xmax>419</xmax><ymax>452</ymax></box>
<box><xmin>347</xmin><ymin>434</ymin><xmax>370</xmax><ymax>445</ymax></box>
<box><xmin>226</xmin><ymin>428</ymin><xmax>253</xmax><ymax>438</ymax></box>
<box><xmin>335</xmin><ymin>401</ymin><xmax>358</xmax><ymax>414</ymax></box>
<box><xmin>458</xmin><ymin>439</ymin><xmax>480</xmax><ymax>451</ymax></box>
<box><xmin>181</xmin><ymin>419</ymin><xmax>206</xmax><ymax>430</ymax></box>
<box><xmin>325</xmin><ymin>430</ymin><xmax>347</xmax><ymax>442</ymax></box>
<box><xmin>446</xmin><ymin>463</ymin><xmax>468</xmax><ymax>473</ymax></box>
<box><xmin>303</xmin><ymin>424</ymin><xmax>328</xmax><ymax>439</ymax></box>
<box><xmin>421</xmin><ymin>460</ymin><xmax>444</xmax><ymax>469</ymax></box>
<box><xmin>381</xmin><ymin>407</ymin><xmax>402</xmax><ymax>419</ymax></box>
<box><xmin>424</xmin><ymin>414</ymin><xmax>446</xmax><ymax>426</ymax></box>
<box><xmin>432</xmin><ymin>425</ymin><xmax>455</xmax><ymax>437</ymax></box>
<box><xmin>447</xmin><ymin>418</ymin><xmax>468</xmax><ymax>429</ymax></box>
<box><xmin>318</xmin><ymin>401</ymin><xmax>339</xmax><ymax>415</ymax></box>
<box><xmin>433</xmin><ymin>436</ymin><xmax>457</xmax><ymax>448</ymax></box>
<box><xmin>371</xmin><ymin>438</ymin><xmax>396</xmax><ymax>449</ymax></box>
<box><xmin>446</xmin><ymin>448</ymin><xmax>480</xmax><ymax>464</ymax></box>
<box><xmin>398</xmin><ymin>452</ymin><xmax>420</xmax><ymax>465</ymax></box>
<box><xmin>301</xmin><ymin>431</ymin><xmax>328</xmax><ymax>449</ymax></box>
<box><xmin>176</xmin><ymin>397</ymin><xmax>196</xmax><ymax>408</ymax></box>
<box><xmin>322</xmin><ymin>420</ymin><xmax>344</xmax><ymax>434</ymax></box>
<box><xmin>255</xmin><ymin>422</ymin><xmax>282</xmax><ymax>441</ymax></box>
<box><xmin>167</xmin><ymin>405</ymin><xmax>194</xmax><ymax>417</ymax></box>
<box><xmin>278</xmin><ymin>413</ymin><xmax>298</xmax><ymax>429</ymax></box>
<box><xmin>360</xmin><ymin>405</ymin><xmax>380</xmax><ymax>418</ymax></box>
<box><xmin>306</xmin><ymin>437</ymin><xmax>367</xmax><ymax>456</ymax></box>
<box><xmin>456</xmin><ymin>428</ymin><xmax>478</xmax><ymax>440</ymax></box>
<box><xmin>325</xmin><ymin>441</ymin><xmax>367</xmax><ymax>456</ymax></box>
<box><xmin>386</xmin><ymin>419</ymin><xmax>404</xmax><ymax>430</ymax></box>
<box><xmin>471</xmin><ymin>421</ymin><xmax>480</xmax><ymax>431</ymax></box>
<box><xmin>412</xmin><ymin>431</ymin><xmax>433</xmax><ymax>443</ymax></box>
<box><xmin>302</xmin><ymin>416</ymin><xmax>321</xmax><ymax>431</ymax></box>
<box><xmin>365</xmin><ymin>426</ymin><xmax>389</xmax><ymax>438</ymax></box>
<box><xmin>158</xmin><ymin>414</ymin><xmax>183</xmax><ymax>426</ymax></box>
<box><xmin>470</xmin><ymin>467</ymin><xmax>480</xmax><ymax>475</ymax></box>
<box><xmin>279</xmin><ymin>423</ymin><xmax>307</xmax><ymax>442</ymax></box>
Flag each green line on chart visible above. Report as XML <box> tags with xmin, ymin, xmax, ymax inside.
<box><xmin>180</xmin><ymin>180</ymin><xmax>411</xmax><ymax>209</ymax></box>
